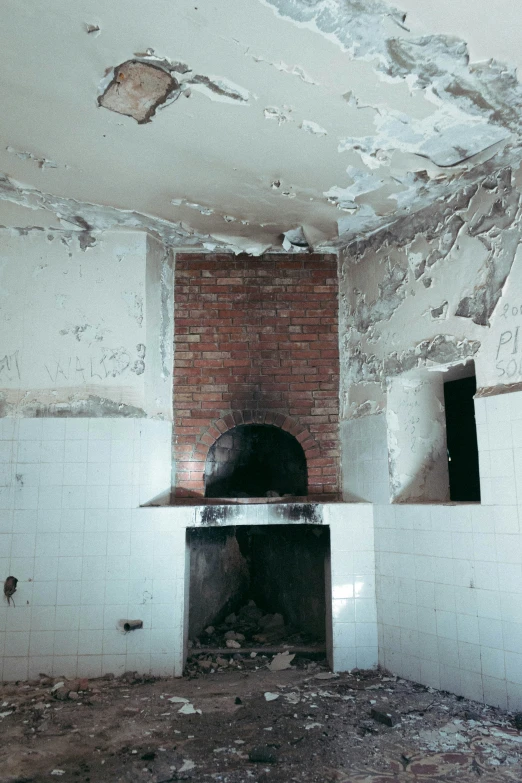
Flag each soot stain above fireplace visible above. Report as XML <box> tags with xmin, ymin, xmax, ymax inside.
<box><xmin>196</xmin><ymin>503</ymin><xmax>323</xmax><ymax>526</ymax></box>
<box><xmin>274</xmin><ymin>503</ymin><xmax>323</xmax><ymax>524</ymax></box>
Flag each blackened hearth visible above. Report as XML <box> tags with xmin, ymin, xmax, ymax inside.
<box><xmin>204</xmin><ymin>424</ymin><xmax>307</xmax><ymax>498</ymax></box>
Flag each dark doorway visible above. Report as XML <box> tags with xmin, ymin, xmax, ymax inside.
<box><xmin>204</xmin><ymin>424</ymin><xmax>307</xmax><ymax>498</ymax></box>
<box><xmin>444</xmin><ymin>376</ymin><xmax>481</xmax><ymax>501</ymax></box>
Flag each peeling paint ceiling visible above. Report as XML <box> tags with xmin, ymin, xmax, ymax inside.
<box><xmin>1</xmin><ymin>0</ymin><xmax>522</xmax><ymax>254</ymax></box>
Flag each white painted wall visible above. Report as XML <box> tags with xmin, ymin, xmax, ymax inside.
<box><xmin>0</xmin><ymin>229</ymin><xmax>173</xmax><ymax>419</ymax></box>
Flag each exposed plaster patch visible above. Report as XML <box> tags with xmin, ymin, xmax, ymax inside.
<box><xmin>351</xmin><ymin>259</ymin><xmax>408</xmax><ymax>333</ymax></box>
<box><xmin>160</xmin><ymin>249</ymin><xmax>173</xmax><ymax>380</ymax></box>
<box><xmin>3</xmin><ymin>395</ymin><xmax>147</xmax><ymax>418</ymax></box>
<box><xmin>190</xmin><ymin>75</ymin><xmax>250</xmax><ymax>104</ymax></box>
<box><xmin>338</xmin><ymin>106</ymin><xmax>511</xmax><ymax>169</ymax></box>
<box><xmin>325</xmin><ymin>167</ymin><xmax>385</xmax><ymax>211</ymax></box>
<box><xmin>6</xmin><ymin>146</ymin><xmax>62</xmax><ymax>171</ymax></box>
<box><xmin>171</xmin><ymin>199</ymin><xmax>214</xmax><ymax>215</ymax></box>
<box><xmin>430</xmin><ymin>301</ymin><xmax>448</xmax><ymax>319</ymax></box>
<box><xmin>346</xmin><ymin>334</ymin><xmax>480</xmax><ymax>388</ymax></box>
<box><xmin>244</xmin><ymin>46</ymin><xmax>319</xmax><ymax>84</ymax></box>
<box><xmin>0</xmin><ymin>175</ymin><xmax>230</xmax><ymax>251</ymax></box>
<box><xmin>282</xmin><ymin>226</ymin><xmax>309</xmax><ymax>251</ymax></box>
<box><xmin>456</xmin><ymin>169</ymin><xmax>521</xmax><ymax>325</ymax></box>
<box><xmin>475</xmin><ymin>381</ymin><xmax>522</xmax><ymax>397</ymax></box>
<box><xmin>350</xmin><ymin>400</ymin><xmax>382</xmax><ymax>419</ymax></box>
<box><xmin>264</xmin><ymin>106</ymin><xmax>293</xmax><ymax>124</ymax></box>
<box><xmin>121</xmin><ymin>292</ymin><xmax>144</xmax><ymax>327</ymax></box>
<box><xmin>98</xmin><ymin>61</ymin><xmax>180</xmax><ymax>124</ymax></box>
<box><xmin>300</xmin><ymin>120</ymin><xmax>327</xmax><ymax>136</ymax></box>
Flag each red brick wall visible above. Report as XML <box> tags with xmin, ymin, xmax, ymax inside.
<box><xmin>173</xmin><ymin>253</ymin><xmax>340</xmax><ymax>497</ymax></box>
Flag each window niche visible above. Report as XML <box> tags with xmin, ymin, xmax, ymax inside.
<box><xmin>386</xmin><ymin>362</ymin><xmax>480</xmax><ymax>503</ymax></box>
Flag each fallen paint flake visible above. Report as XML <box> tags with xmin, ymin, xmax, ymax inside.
<box><xmin>264</xmin><ymin>692</ymin><xmax>280</xmax><ymax>701</ymax></box>
<box><xmin>268</xmin><ymin>651</ymin><xmax>296</xmax><ymax>671</ymax></box>
<box><xmin>285</xmin><ymin>692</ymin><xmax>300</xmax><ymax>704</ymax></box>
<box><xmin>300</xmin><ymin>120</ymin><xmax>327</xmax><ymax>136</ymax></box>
<box><xmin>0</xmin><ymin>711</ymin><xmax>13</xmax><ymax>718</ymax></box>
<box><xmin>167</xmin><ymin>696</ymin><xmax>189</xmax><ymax>703</ymax></box>
<box><xmin>51</xmin><ymin>682</ymin><xmax>65</xmax><ymax>692</ymax></box>
<box><xmin>178</xmin><ymin>702</ymin><xmax>202</xmax><ymax>715</ymax></box>
<box><xmin>178</xmin><ymin>760</ymin><xmax>196</xmax><ymax>772</ymax></box>
<box><xmin>305</xmin><ymin>722</ymin><xmax>324</xmax><ymax>730</ymax></box>
<box><xmin>51</xmin><ymin>771</ymin><xmax>65</xmax><ymax>777</ymax></box>
<box><xmin>314</xmin><ymin>672</ymin><xmax>339</xmax><ymax>680</ymax></box>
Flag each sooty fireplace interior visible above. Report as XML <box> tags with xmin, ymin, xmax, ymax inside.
<box><xmin>187</xmin><ymin>524</ymin><xmax>330</xmax><ymax>654</ymax></box>
<box><xmin>204</xmin><ymin>424</ymin><xmax>307</xmax><ymax>498</ymax></box>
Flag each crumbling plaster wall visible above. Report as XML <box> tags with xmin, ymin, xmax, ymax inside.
<box><xmin>340</xmin><ymin>166</ymin><xmax>522</xmax><ymax>502</ymax></box>
<box><xmin>0</xmin><ymin>229</ymin><xmax>173</xmax><ymax>420</ymax></box>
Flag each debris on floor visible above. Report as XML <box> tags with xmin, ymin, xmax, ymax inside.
<box><xmin>187</xmin><ymin>599</ymin><xmax>325</xmax><ymax>676</ymax></box>
<box><xmin>1</xmin><ymin>666</ymin><xmax>522</xmax><ymax>782</ymax></box>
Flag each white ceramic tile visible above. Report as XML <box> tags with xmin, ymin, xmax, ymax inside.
<box><xmin>478</xmin><ymin>617</ymin><xmax>504</xmax><ymax>649</ymax></box>
<box><xmin>88</xmin><ymin>420</ymin><xmax>113</xmax><ymax>440</ymax></box>
<box><xmin>66</xmin><ymin>420</ymin><xmax>89</xmax><ymax>440</ymax></box>
<box><xmin>64</xmin><ymin>440</ymin><xmax>88</xmax><ymax>463</ymax></box>
<box><xmin>482</xmin><ymin>675</ymin><xmax>508</xmax><ymax>710</ymax></box>
<box><xmin>504</xmin><ymin>651</ymin><xmax>522</xmax><ymax>685</ymax></box>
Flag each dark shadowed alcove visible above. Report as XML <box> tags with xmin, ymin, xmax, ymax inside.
<box><xmin>204</xmin><ymin>424</ymin><xmax>307</xmax><ymax>498</ymax></box>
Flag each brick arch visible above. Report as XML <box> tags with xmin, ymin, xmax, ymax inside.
<box><xmin>175</xmin><ymin>410</ymin><xmax>321</xmax><ymax>497</ymax></box>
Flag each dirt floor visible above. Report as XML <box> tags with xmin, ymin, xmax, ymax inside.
<box><xmin>1</xmin><ymin>658</ymin><xmax>522</xmax><ymax>783</ymax></box>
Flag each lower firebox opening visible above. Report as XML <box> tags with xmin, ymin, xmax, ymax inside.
<box><xmin>186</xmin><ymin>524</ymin><xmax>330</xmax><ymax>664</ymax></box>
<box><xmin>204</xmin><ymin>424</ymin><xmax>307</xmax><ymax>498</ymax></box>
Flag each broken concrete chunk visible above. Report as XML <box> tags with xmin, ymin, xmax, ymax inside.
<box><xmin>224</xmin><ymin>631</ymin><xmax>245</xmax><ymax>641</ymax></box>
<box><xmin>226</xmin><ymin>639</ymin><xmax>241</xmax><ymax>649</ymax></box>
<box><xmin>264</xmin><ymin>692</ymin><xmax>280</xmax><ymax>702</ymax></box>
<box><xmin>268</xmin><ymin>651</ymin><xmax>295</xmax><ymax>671</ymax></box>
<box><xmin>258</xmin><ymin>613</ymin><xmax>284</xmax><ymax>630</ymax></box>
<box><xmin>371</xmin><ymin>707</ymin><xmax>397</xmax><ymax>727</ymax></box>
<box><xmin>98</xmin><ymin>61</ymin><xmax>179</xmax><ymax>124</ymax></box>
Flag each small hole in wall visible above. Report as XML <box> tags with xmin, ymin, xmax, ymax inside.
<box><xmin>444</xmin><ymin>374</ymin><xmax>480</xmax><ymax>502</ymax></box>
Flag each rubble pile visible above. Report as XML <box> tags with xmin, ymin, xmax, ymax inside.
<box><xmin>187</xmin><ymin>599</ymin><xmax>326</xmax><ymax>676</ymax></box>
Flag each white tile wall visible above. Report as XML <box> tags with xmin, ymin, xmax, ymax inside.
<box><xmin>341</xmin><ymin>414</ymin><xmax>389</xmax><ymax>503</ymax></box>
<box><xmin>1</xmin><ymin>418</ymin><xmax>377</xmax><ymax>681</ymax></box>
<box><xmin>0</xmin><ymin>417</ymin><xmax>174</xmax><ymax>680</ymax></box>
<box><xmin>325</xmin><ymin>504</ymin><xmax>378</xmax><ymax>672</ymax></box>
<box><xmin>375</xmin><ymin>498</ymin><xmax>522</xmax><ymax>711</ymax></box>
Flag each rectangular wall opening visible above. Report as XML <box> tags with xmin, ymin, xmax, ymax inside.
<box><xmin>186</xmin><ymin>524</ymin><xmax>330</xmax><ymax>664</ymax></box>
<box><xmin>444</xmin><ymin>374</ymin><xmax>481</xmax><ymax>501</ymax></box>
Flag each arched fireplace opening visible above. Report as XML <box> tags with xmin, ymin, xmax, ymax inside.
<box><xmin>204</xmin><ymin>424</ymin><xmax>307</xmax><ymax>498</ymax></box>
